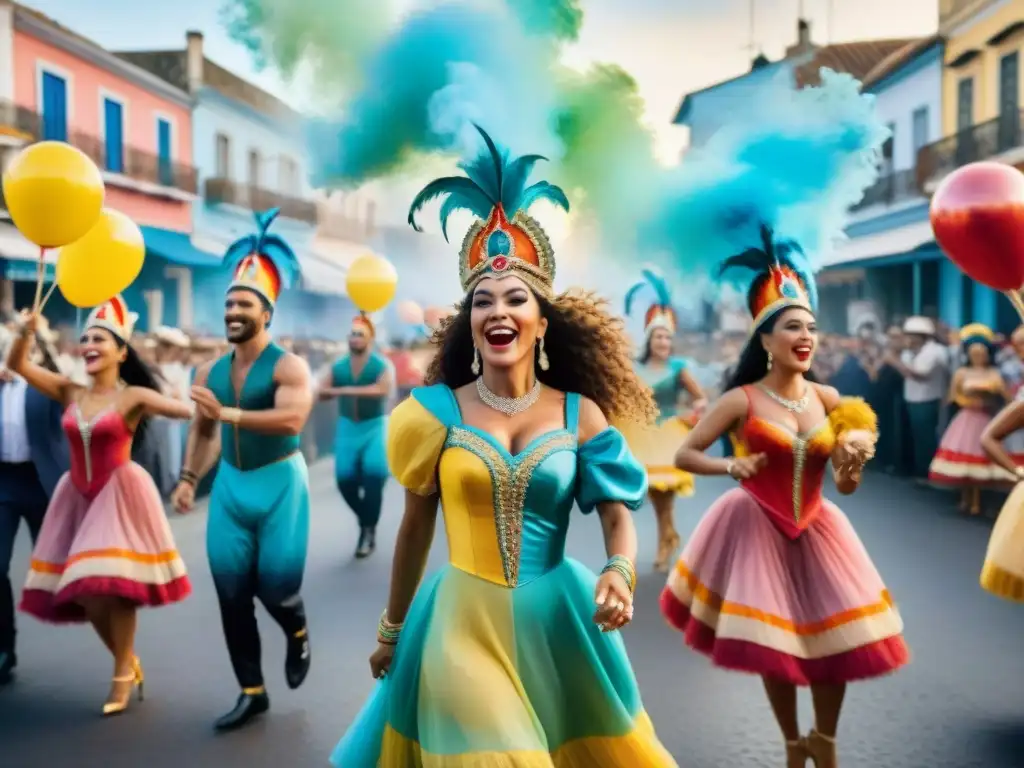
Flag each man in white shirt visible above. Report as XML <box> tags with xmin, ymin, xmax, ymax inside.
<box><xmin>0</xmin><ymin>327</ymin><xmax>68</xmax><ymax>683</ymax></box>
<box><xmin>884</xmin><ymin>316</ymin><xmax>950</xmax><ymax>481</ymax></box>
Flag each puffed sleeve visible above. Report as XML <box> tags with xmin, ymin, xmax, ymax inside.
<box><xmin>575</xmin><ymin>427</ymin><xmax>648</xmax><ymax>514</ymax></box>
<box><xmin>386</xmin><ymin>395</ymin><xmax>447</xmax><ymax>496</ymax></box>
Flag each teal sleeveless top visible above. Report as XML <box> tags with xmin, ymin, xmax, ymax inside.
<box><xmin>207</xmin><ymin>342</ymin><xmax>300</xmax><ymax>470</ymax></box>
<box><xmin>331</xmin><ymin>352</ymin><xmax>388</xmax><ymax>421</ymax></box>
<box><xmin>636</xmin><ymin>357</ymin><xmax>689</xmax><ymax>425</ymax></box>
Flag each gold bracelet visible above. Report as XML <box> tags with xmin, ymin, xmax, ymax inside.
<box><xmin>220</xmin><ymin>407</ymin><xmax>241</xmax><ymax>424</ymax></box>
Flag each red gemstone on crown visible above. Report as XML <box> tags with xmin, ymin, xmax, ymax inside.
<box><xmin>491</xmin><ymin>256</ymin><xmax>509</xmax><ymax>271</ymax></box>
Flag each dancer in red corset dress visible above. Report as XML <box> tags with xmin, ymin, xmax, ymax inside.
<box><xmin>9</xmin><ymin>297</ymin><xmax>192</xmax><ymax>716</ymax></box>
<box><xmin>659</xmin><ymin>227</ymin><xmax>909</xmax><ymax>768</ymax></box>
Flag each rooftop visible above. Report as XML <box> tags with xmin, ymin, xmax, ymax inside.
<box><xmin>794</xmin><ymin>38</ymin><xmax>920</xmax><ymax>87</ymax></box>
<box><xmin>860</xmin><ymin>35</ymin><xmax>944</xmax><ymax>90</ymax></box>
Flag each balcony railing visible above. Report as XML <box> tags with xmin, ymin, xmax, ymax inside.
<box><xmin>0</xmin><ymin>100</ymin><xmax>39</xmax><ymax>140</ymax></box>
<box><xmin>851</xmin><ymin>168</ymin><xmax>919</xmax><ymax>211</ymax></box>
<box><xmin>917</xmin><ymin>110</ymin><xmax>1024</xmax><ymax>190</ymax></box>
<box><xmin>205</xmin><ymin>177</ymin><xmax>317</xmax><ymax>224</ymax></box>
<box><xmin>72</xmin><ymin>132</ymin><xmax>198</xmax><ymax>195</ymax></box>
<box><xmin>0</xmin><ymin>101</ymin><xmax>197</xmax><ymax>196</ymax></box>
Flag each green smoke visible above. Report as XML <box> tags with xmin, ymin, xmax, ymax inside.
<box><xmin>508</xmin><ymin>0</ymin><xmax>584</xmax><ymax>42</ymax></box>
<box><xmin>220</xmin><ymin>0</ymin><xmax>392</xmax><ymax>88</ymax></box>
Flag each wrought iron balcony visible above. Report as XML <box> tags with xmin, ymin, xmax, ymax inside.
<box><xmin>71</xmin><ymin>132</ymin><xmax>198</xmax><ymax>195</ymax></box>
<box><xmin>204</xmin><ymin>177</ymin><xmax>318</xmax><ymax>224</ymax></box>
<box><xmin>0</xmin><ymin>100</ymin><xmax>39</xmax><ymax>141</ymax></box>
<box><xmin>916</xmin><ymin>110</ymin><xmax>1024</xmax><ymax>191</ymax></box>
<box><xmin>851</xmin><ymin>168</ymin><xmax>920</xmax><ymax>211</ymax></box>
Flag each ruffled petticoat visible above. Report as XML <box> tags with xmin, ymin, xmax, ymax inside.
<box><xmin>929</xmin><ymin>408</ymin><xmax>1015</xmax><ymax>487</ymax></box>
<box><xmin>21</xmin><ymin>462</ymin><xmax>190</xmax><ymax>622</ymax></box>
<box><xmin>332</xmin><ymin>560</ymin><xmax>677</xmax><ymax>767</ymax></box>
<box><xmin>660</xmin><ymin>487</ymin><xmax>909</xmax><ymax>685</ymax></box>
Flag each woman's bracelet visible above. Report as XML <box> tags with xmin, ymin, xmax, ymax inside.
<box><xmin>179</xmin><ymin>469</ymin><xmax>198</xmax><ymax>487</ymax></box>
<box><xmin>377</xmin><ymin>611</ymin><xmax>404</xmax><ymax>646</ymax></box>
<box><xmin>601</xmin><ymin>555</ymin><xmax>637</xmax><ymax>595</ymax></box>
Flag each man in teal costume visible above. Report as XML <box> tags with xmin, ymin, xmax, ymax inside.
<box><xmin>171</xmin><ymin>209</ymin><xmax>315</xmax><ymax>732</ymax></box>
<box><xmin>318</xmin><ymin>313</ymin><xmax>391</xmax><ymax>558</ymax></box>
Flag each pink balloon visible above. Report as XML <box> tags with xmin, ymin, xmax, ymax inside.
<box><xmin>397</xmin><ymin>300</ymin><xmax>424</xmax><ymax>325</ymax></box>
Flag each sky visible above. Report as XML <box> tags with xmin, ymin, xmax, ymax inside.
<box><xmin>22</xmin><ymin>0</ymin><xmax>938</xmax><ymax>163</ymax></box>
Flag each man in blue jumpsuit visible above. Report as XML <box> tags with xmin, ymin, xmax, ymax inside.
<box><xmin>171</xmin><ymin>209</ymin><xmax>314</xmax><ymax>731</ymax></box>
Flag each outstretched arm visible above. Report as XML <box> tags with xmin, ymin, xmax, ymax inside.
<box><xmin>182</xmin><ymin>362</ymin><xmax>221</xmax><ymax>481</ymax></box>
<box><xmin>982</xmin><ymin>400</ymin><xmax>1024</xmax><ymax>478</ymax></box>
<box><xmin>126</xmin><ymin>386</ymin><xmax>195</xmax><ymax>423</ymax></box>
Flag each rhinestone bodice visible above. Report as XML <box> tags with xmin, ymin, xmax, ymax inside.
<box><xmin>62</xmin><ymin>404</ymin><xmax>133</xmax><ymax>499</ymax></box>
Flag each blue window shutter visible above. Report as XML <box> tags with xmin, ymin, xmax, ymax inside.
<box><xmin>41</xmin><ymin>72</ymin><xmax>67</xmax><ymax>142</ymax></box>
<box><xmin>157</xmin><ymin>118</ymin><xmax>172</xmax><ymax>185</ymax></box>
<box><xmin>103</xmin><ymin>98</ymin><xmax>124</xmax><ymax>173</ymax></box>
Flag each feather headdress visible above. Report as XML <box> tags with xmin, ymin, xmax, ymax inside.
<box><xmin>719</xmin><ymin>224</ymin><xmax>816</xmax><ymax>329</ymax></box>
<box><xmin>224</xmin><ymin>208</ymin><xmax>301</xmax><ymax>307</ymax></box>
<box><xmin>624</xmin><ymin>265</ymin><xmax>677</xmax><ymax>336</ymax></box>
<box><xmin>408</xmin><ymin>124</ymin><xmax>569</xmax><ymax>296</ymax></box>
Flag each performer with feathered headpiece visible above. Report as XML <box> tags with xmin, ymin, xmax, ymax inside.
<box><xmin>11</xmin><ymin>295</ymin><xmax>194</xmax><ymax>715</ymax></box>
<box><xmin>330</xmin><ymin>126</ymin><xmax>676</xmax><ymax>767</ymax></box>
<box><xmin>928</xmin><ymin>323</ymin><xmax>1012</xmax><ymax>513</ymax></box>
<box><xmin>619</xmin><ymin>265</ymin><xmax>706</xmax><ymax>572</ymax></box>
<box><xmin>656</xmin><ymin>70</ymin><xmax>909</xmax><ymax>767</ymax></box>
<box><xmin>170</xmin><ymin>209</ymin><xmax>316</xmax><ymax>732</ymax></box>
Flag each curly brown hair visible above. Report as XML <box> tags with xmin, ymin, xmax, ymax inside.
<box><xmin>425</xmin><ymin>288</ymin><xmax>657</xmax><ymax>426</ymax></box>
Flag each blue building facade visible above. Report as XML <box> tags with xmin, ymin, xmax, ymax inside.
<box><xmin>120</xmin><ymin>31</ymin><xmax>351</xmax><ymax>339</ymax></box>
<box><xmin>818</xmin><ymin>38</ymin><xmax>965</xmax><ymax>333</ymax></box>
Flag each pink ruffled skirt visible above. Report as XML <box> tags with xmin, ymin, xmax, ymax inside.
<box><xmin>660</xmin><ymin>487</ymin><xmax>909</xmax><ymax>685</ymax></box>
<box><xmin>20</xmin><ymin>462</ymin><xmax>191</xmax><ymax>623</ymax></box>
<box><xmin>929</xmin><ymin>408</ymin><xmax>1014</xmax><ymax>486</ymax></box>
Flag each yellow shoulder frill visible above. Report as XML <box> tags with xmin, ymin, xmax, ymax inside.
<box><xmin>386</xmin><ymin>396</ymin><xmax>447</xmax><ymax>496</ymax></box>
<box><xmin>828</xmin><ymin>396</ymin><xmax>878</xmax><ymax>438</ymax></box>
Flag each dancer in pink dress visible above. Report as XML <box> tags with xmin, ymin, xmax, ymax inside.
<box><xmin>659</xmin><ymin>228</ymin><xmax>909</xmax><ymax>767</ymax></box>
<box><xmin>9</xmin><ymin>297</ymin><xmax>193</xmax><ymax>716</ymax></box>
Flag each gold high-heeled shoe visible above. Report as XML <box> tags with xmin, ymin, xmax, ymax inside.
<box><xmin>653</xmin><ymin>531</ymin><xmax>682</xmax><ymax>572</ymax></box>
<box><xmin>786</xmin><ymin>738</ymin><xmax>809</xmax><ymax>768</ymax></box>
<box><xmin>101</xmin><ymin>657</ymin><xmax>144</xmax><ymax>716</ymax></box>
<box><xmin>805</xmin><ymin>729</ymin><xmax>836</xmax><ymax>767</ymax></box>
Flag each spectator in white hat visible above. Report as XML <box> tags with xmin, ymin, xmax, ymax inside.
<box><xmin>884</xmin><ymin>316</ymin><xmax>950</xmax><ymax>481</ymax></box>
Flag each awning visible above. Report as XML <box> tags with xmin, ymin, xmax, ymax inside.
<box><xmin>0</xmin><ymin>222</ymin><xmax>56</xmax><ymax>281</ymax></box>
<box><xmin>823</xmin><ymin>219</ymin><xmax>934</xmax><ymax>268</ymax></box>
<box><xmin>141</xmin><ymin>226</ymin><xmax>222</xmax><ymax>267</ymax></box>
<box><xmin>298</xmin><ymin>254</ymin><xmax>348</xmax><ymax>296</ymax></box>
<box><xmin>822</xmin><ymin>240</ymin><xmax>942</xmax><ymax>272</ymax></box>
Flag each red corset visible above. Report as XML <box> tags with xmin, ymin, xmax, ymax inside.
<box><xmin>738</xmin><ymin>416</ymin><xmax>835</xmax><ymax>539</ymax></box>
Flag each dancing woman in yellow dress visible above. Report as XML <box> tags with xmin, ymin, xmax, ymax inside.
<box><xmin>330</xmin><ymin>126</ymin><xmax>677</xmax><ymax>766</ymax></box>
<box><xmin>623</xmin><ymin>267</ymin><xmax>707</xmax><ymax>571</ymax></box>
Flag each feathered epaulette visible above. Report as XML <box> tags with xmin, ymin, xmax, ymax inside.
<box><xmin>828</xmin><ymin>397</ymin><xmax>878</xmax><ymax>438</ymax></box>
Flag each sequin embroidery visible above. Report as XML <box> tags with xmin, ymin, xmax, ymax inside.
<box><xmin>446</xmin><ymin>427</ymin><xmax>576</xmax><ymax>587</ymax></box>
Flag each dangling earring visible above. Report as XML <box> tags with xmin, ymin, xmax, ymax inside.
<box><xmin>766</xmin><ymin>350</ymin><xmax>773</xmax><ymax>371</ymax></box>
<box><xmin>537</xmin><ymin>337</ymin><xmax>550</xmax><ymax>371</ymax></box>
<box><xmin>471</xmin><ymin>346</ymin><xmax>481</xmax><ymax>375</ymax></box>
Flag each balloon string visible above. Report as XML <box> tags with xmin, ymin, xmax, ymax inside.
<box><xmin>1005</xmin><ymin>289</ymin><xmax>1024</xmax><ymax>322</ymax></box>
<box><xmin>38</xmin><ymin>280</ymin><xmax>58</xmax><ymax>313</ymax></box>
<box><xmin>31</xmin><ymin>246</ymin><xmax>46</xmax><ymax>313</ymax></box>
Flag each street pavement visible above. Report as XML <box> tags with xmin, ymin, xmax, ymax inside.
<box><xmin>2</xmin><ymin>461</ymin><xmax>1024</xmax><ymax>767</ymax></box>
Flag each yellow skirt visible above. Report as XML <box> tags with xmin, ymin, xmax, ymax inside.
<box><xmin>621</xmin><ymin>417</ymin><xmax>695</xmax><ymax>496</ymax></box>
<box><xmin>981</xmin><ymin>482</ymin><xmax>1024</xmax><ymax>601</ymax></box>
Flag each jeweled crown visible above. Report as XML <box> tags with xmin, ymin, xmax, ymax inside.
<box><xmin>408</xmin><ymin>125</ymin><xmax>569</xmax><ymax>297</ymax></box>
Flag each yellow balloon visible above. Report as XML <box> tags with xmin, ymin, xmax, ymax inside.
<box><xmin>56</xmin><ymin>209</ymin><xmax>145</xmax><ymax>308</ymax></box>
<box><xmin>346</xmin><ymin>254</ymin><xmax>397</xmax><ymax>313</ymax></box>
<box><xmin>2</xmin><ymin>141</ymin><xmax>104</xmax><ymax>248</ymax></box>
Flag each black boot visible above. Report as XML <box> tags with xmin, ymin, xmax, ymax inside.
<box><xmin>355</xmin><ymin>527</ymin><xmax>376</xmax><ymax>559</ymax></box>
<box><xmin>0</xmin><ymin>650</ymin><xmax>15</xmax><ymax>685</ymax></box>
<box><xmin>214</xmin><ymin>690</ymin><xmax>270</xmax><ymax>731</ymax></box>
<box><xmin>285</xmin><ymin>628</ymin><xmax>311</xmax><ymax>690</ymax></box>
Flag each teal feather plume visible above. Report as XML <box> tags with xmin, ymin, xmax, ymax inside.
<box><xmin>624</xmin><ymin>264</ymin><xmax>672</xmax><ymax>315</ymax></box>
<box><xmin>407</xmin><ymin>124</ymin><xmax>570</xmax><ymax>240</ymax></box>
<box><xmin>223</xmin><ymin>207</ymin><xmax>300</xmax><ymax>288</ymax></box>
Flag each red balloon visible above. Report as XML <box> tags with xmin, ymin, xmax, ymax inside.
<box><xmin>930</xmin><ymin>162</ymin><xmax>1024</xmax><ymax>292</ymax></box>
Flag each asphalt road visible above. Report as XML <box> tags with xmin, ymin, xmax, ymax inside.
<box><xmin>2</xmin><ymin>462</ymin><xmax>1024</xmax><ymax>768</ymax></box>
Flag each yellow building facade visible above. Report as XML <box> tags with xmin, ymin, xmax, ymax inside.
<box><xmin>940</xmin><ymin>0</ymin><xmax>1024</xmax><ymax>135</ymax></box>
